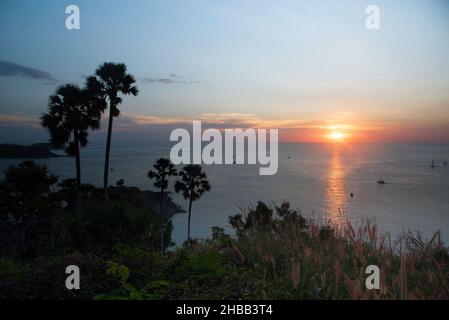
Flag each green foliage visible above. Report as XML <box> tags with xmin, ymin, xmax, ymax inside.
<box><xmin>1</xmin><ymin>160</ymin><xmax>57</xmax><ymax>196</ymax></box>
<box><xmin>171</xmin><ymin>248</ymin><xmax>227</xmax><ymax>282</ymax></box>
<box><xmin>0</xmin><ymin>254</ymin><xmax>118</xmax><ymax>300</ymax></box>
<box><xmin>1</xmin><ymin>171</ymin><xmax>448</xmax><ymax>301</ymax></box>
<box><xmin>93</xmin><ymin>262</ymin><xmax>143</xmax><ymax>300</ymax></box>
<box><xmin>208</xmin><ymin>226</ymin><xmax>233</xmax><ymax>250</ymax></box>
<box><xmin>57</xmin><ymin>178</ymin><xmax>96</xmax><ymax>211</ymax></box>
<box><xmin>0</xmin><ymin>161</ymin><xmax>62</xmax><ymax>258</ymax></box>
<box><xmin>65</xmin><ymin>200</ymin><xmax>167</xmax><ymax>253</ymax></box>
<box><xmin>225</xmin><ymin>202</ymin><xmax>449</xmax><ymax>299</ymax></box>
<box><xmin>0</xmin><ymin>258</ymin><xmax>24</xmax><ymax>280</ymax></box>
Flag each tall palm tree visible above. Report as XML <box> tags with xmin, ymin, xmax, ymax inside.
<box><xmin>148</xmin><ymin>158</ymin><xmax>177</xmax><ymax>251</ymax></box>
<box><xmin>86</xmin><ymin>62</ymin><xmax>138</xmax><ymax>201</ymax></box>
<box><xmin>175</xmin><ymin>165</ymin><xmax>211</xmax><ymax>244</ymax></box>
<box><xmin>41</xmin><ymin>84</ymin><xmax>105</xmax><ymax>208</ymax></box>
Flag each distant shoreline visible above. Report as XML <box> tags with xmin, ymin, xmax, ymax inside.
<box><xmin>0</xmin><ymin>143</ymin><xmax>63</xmax><ymax>159</ymax></box>
<box><xmin>91</xmin><ymin>185</ymin><xmax>185</xmax><ymax>220</ymax></box>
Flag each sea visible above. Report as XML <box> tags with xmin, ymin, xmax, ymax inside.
<box><xmin>1</xmin><ymin>143</ymin><xmax>448</xmax><ymax>245</ymax></box>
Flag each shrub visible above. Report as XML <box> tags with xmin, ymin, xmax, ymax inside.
<box><xmin>0</xmin><ymin>254</ymin><xmax>119</xmax><ymax>300</ymax></box>
<box><xmin>0</xmin><ymin>161</ymin><xmax>62</xmax><ymax>258</ymax></box>
<box><xmin>65</xmin><ymin>200</ymin><xmax>170</xmax><ymax>253</ymax></box>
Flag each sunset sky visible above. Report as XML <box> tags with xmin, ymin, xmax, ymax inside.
<box><xmin>1</xmin><ymin>0</ymin><xmax>449</xmax><ymax>144</ymax></box>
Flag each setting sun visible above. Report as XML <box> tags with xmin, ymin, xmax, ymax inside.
<box><xmin>328</xmin><ymin>131</ymin><xmax>346</xmax><ymax>142</ymax></box>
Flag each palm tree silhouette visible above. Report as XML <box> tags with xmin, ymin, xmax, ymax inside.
<box><xmin>148</xmin><ymin>158</ymin><xmax>177</xmax><ymax>251</ymax></box>
<box><xmin>175</xmin><ymin>165</ymin><xmax>211</xmax><ymax>244</ymax></box>
<box><xmin>41</xmin><ymin>84</ymin><xmax>105</xmax><ymax>208</ymax></box>
<box><xmin>87</xmin><ymin>62</ymin><xmax>138</xmax><ymax>201</ymax></box>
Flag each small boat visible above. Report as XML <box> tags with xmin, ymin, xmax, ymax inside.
<box><xmin>444</xmin><ymin>160</ymin><xmax>448</xmax><ymax>166</ymax></box>
<box><xmin>377</xmin><ymin>180</ymin><xmax>385</xmax><ymax>185</ymax></box>
<box><xmin>430</xmin><ymin>160</ymin><xmax>435</xmax><ymax>168</ymax></box>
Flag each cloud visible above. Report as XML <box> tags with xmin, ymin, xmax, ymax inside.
<box><xmin>122</xmin><ymin>112</ymin><xmax>259</xmax><ymax>127</ymax></box>
<box><xmin>0</xmin><ymin>60</ymin><xmax>57</xmax><ymax>82</ymax></box>
<box><xmin>141</xmin><ymin>73</ymin><xmax>199</xmax><ymax>85</ymax></box>
<box><xmin>121</xmin><ymin>112</ymin><xmax>327</xmax><ymax>130</ymax></box>
<box><xmin>0</xmin><ymin>113</ymin><xmax>40</xmax><ymax>127</ymax></box>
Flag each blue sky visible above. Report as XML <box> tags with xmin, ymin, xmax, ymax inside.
<box><xmin>1</xmin><ymin>0</ymin><xmax>449</xmax><ymax>143</ymax></box>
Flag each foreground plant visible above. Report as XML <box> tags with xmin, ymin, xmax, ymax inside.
<box><xmin>0</xmin><ymin>161</ymin><xmax>60</xmax><ymax>258</ymax></box>
<box><xmin>227</xmin><ymin>202</ymin><xmax>449</xmax><ymax>299</ymax></box>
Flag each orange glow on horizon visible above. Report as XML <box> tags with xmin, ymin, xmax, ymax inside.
<box><xmin>117</xmin><ymin>111</ymin><xmax>449</xmax><ymax>144</ymax></box>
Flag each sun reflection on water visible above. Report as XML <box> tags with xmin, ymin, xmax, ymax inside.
<box><xmin>325</xmin><ymin>147</ymin><xmax>348</xmax><ymax>229</ymax></box>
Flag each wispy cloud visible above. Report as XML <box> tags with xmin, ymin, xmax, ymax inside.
<box><xmin>0</xmin><ymin>113</ymin><xmax>40</xmax><ymax>127</ymax></box>
<box><xmin>0</xmin><ymin>60</ymin><xmax>57</xmax><ymax>82</ymax></box>
<box><xmin>122</xmin><ymin>112</ymin><xmax>259</xmax><ymax>127</ymax></box>
<box><xmin>141</xmin><ymin>73</ymin><xmax>199</xmax><ymax>85</ymax></box>
<box><xmin>122</xmin><ymin>112</ymin><xmax>329</xmax><ymax>130</ymax></box>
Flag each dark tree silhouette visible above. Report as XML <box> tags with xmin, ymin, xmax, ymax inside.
<box><xmin>86</xmin><ymin>62</ymin><xmax>138</xmax><ymax>201</ymax></box>
<box><xmin>41</xmin><ymin>84</ymin><xmax>105</xmax><ymax>208</ymax></box>
<box><xmin>148</xmin><ymin>158</ymin><xmax>177</xmax><ymax>251</ymax></box>
<box><xmin>175</xmin><ymin>165</ymin><xmax>211</xmax><ymax>244</ymax></box>
<box><xmin>0</xmin><ymin>161</ymin><xmax>59</xmax><ymax>257</ymax></box>
<box><xmin>1</xmin><ymin>161</ymin><xmax>57</xmax><ymax>197</ymax></box>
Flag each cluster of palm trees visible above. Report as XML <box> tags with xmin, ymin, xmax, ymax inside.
<box><xmin>41</xmin><ymin>61</ymin><xmax>211</xmax><ymax>247</ymax></box>
<box><xmin>41</xmin><ymin>62</ymin><xmax>138</xmax><ymax>207</ymax></box>
<box><xmin>148</xmin><ymin>159</ymin><xmax>211</xmax><ymax>249</ymax></box>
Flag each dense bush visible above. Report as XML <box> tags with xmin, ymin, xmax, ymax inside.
<box><xmin>1</xmin><ymin>162</ymin><xmax>173</xmax><ymax>258</ymax></box>
<box><xmin>0</xmin><ymin>161</ymin><xmax>63</xmax><ymax>258</ymax></box>
<box><xmin>0</xmin><ymin>254</ymin><xmax>119</xmax><ymax>300</ymax></box>
<box><xmin>64</xmin><ymin>201</ymin><xmax>172</xmax><ymax>253</ymax></box>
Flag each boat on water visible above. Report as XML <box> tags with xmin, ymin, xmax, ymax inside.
<box><xmin>430</xmin><ymin>160</ymin><xmax>436</xmax><ymax>168</ymax></box>
<box><xmin>377</xmin><ymin>180</ymin><xmax>385</xmax><ymax>185</ymax></box>
<box><xmin>444</xmin><ymin>160</ymin><xmax>448</xmax><ymax>166</ymax></box>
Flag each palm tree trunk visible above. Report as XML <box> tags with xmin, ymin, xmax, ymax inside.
<box><xmin>187</xmin><ymin>193</ymin><xmax>193</xmax><ymax>245</ymax></box>
<box><xmin>103</xmin><ymin>102</ymin><xmax>114</xmax><ymax>201</ymax></box>
<box><xmin>74</xmin><ymin>130</ymin><xmax>81</xmax><ymax>210</ymax></box>
<box><xmin>159</xmin><ymin>187</ymin><xmax>164</xmax><ymax>252</ymax></box>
